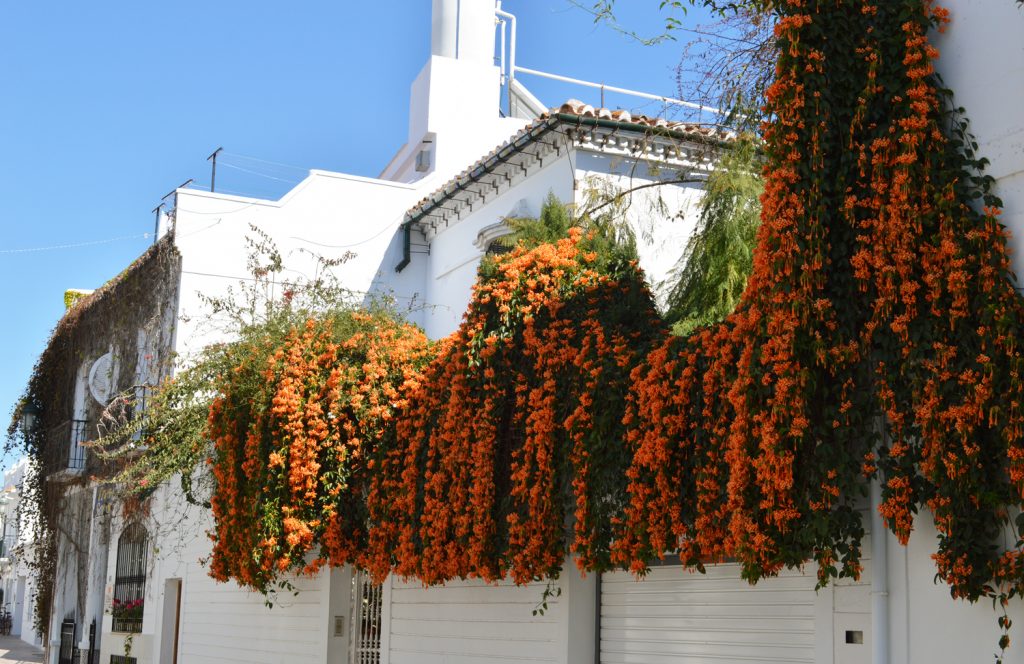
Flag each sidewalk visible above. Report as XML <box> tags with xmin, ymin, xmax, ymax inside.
<box><xmin>0</xmin><ymin>635</ymin><xmax>43</xmax><ymax>663</ymax></box>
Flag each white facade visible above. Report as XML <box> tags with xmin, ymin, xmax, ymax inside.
<box><xmin>882</xmin><ymin>3</ymin><xmax>1024</xmax><ymax>663</ymax></box>
<box><xmin>0</xmin><ymin>458</ymin><xmax>39</xmax><ymax>647</ymax></box>
<box><xmin>35</xmin><ymin>1</ymin><xmax>1024</xmax><ymax>664</ymax></box>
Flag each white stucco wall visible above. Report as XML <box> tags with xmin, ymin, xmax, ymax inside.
<box><xmin>876</xmin><ymin>4</ymin><xmax>1024</xmax><ymax>663</ymax></box>
<box><xmin>113</xmin><ymin>481</ymin><xmax>339</xmax><ymax>664</ymax></box>
<box><xmin>415</xmin><ymin>154</ymin><xmax>575</xmax><ymax>339</ymax></box>
<box><xmin>170</xmin><ymin>171</ymin><xmax>423</xmax><ymax>359</ymax></box>
<box><xmin>934</xmin><ymin>0</ymin><xmax>1024</xmax><ymax>269</ymax></box>
<box><xmin>574</xmin><ymin>150</ymin><xmax>706</xmax><ymax>308</ymax></box>
<box><xmin>408</xmin><ymin>145</ymin><xmax>708</xmax><ymax>340</ymax></box>
<box><xmin>387</xmin><ymin>565</ymin><xmax>596</xmax><ymax>664</ymax></box>
<box><xmin>104</xmin><ymin>3</ymin><xmax>1024</xmax><ymax>663</ymax></box>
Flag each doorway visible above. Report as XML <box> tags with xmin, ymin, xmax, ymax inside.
<box><xmin>159</xmin><ymin>579</ymin><xmax>182</xmax><ymax>664</ymax></box>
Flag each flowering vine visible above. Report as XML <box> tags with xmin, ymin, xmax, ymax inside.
<box><xmin>363</xmin><ymin>229</ymin><xmax>664</xmax><ymax>584</ymax></box>
<box><xmin>206</xmin><ymin>311</ymin><xmax>431</xmax><ymax>591</ymax></box>
<box><xmin>191</xmin><ymin>0</ymin><xmax>1024</xmax><ymax>653</ymax></box>
<box><xmin>614</xmin><ymin>0</ymin><xmax>1024</xmax><ymax>635</ymax></box>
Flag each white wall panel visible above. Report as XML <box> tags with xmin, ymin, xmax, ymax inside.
<box><xmin>601</xmin><ymin>564</ymin><xmax>819</xmax><ymax>664</ymax></box>
<box><xmin>388</xmin><ymin>577</ymin><xmax>562</xmax><ymax>664</ymax></box>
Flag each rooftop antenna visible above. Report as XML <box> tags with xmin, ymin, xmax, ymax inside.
<box><xmin>207</xmin><ymin>147</ymin><xmax>223</xmax><ymax>193</ymax></box>
<box><xmin>160</xmin><ymin>179</ymin><xmax>194</xmax><ymax>235</ymax></box>
<box><xmin>151</xmin><ymin>203</ymin><xmax>165</xmax><ymax>244</ymax></box>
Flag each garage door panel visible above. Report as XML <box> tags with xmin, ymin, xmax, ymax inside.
<box><xmin>600</xmin><ymin>563</ymin><xmax>818</xmax><ymax>664</ymax></box>
<box><xmin>600</xmin><ymin>588</ymin><xmax>815</xmax><ymax>608</ymax></box>
<box><xmin>601</xmin><ymin>613</ymin><xmax>814</xmax><ymax>630</ymax></box>
<box><xmin>601</xmin><ymin>638</ymin><xmax>814</xmax><ymax>662</ymax></box>
<box><xmin>598</xmin><ymin>602</ymin><xmax>815</xmax><ymax>618</ymax></box>
<box><xmin>602</xmin><ymin>626</ymin><xmax>814</xmax><ymax>647</ymax></box>
<box><xmin>601</xmin><ymin>651</ymin><xmax>809</xmax><ymax>664</ymax></box>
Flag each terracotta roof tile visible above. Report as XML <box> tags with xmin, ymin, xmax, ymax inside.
<box><xmin>403</xmin><ymin>100</ymin><xmax>730</xmax><ymax>226</ymax></box>
<box><xmin>555</xmin><ymin>99</ymin><xmax>729</xmax><ymax>138</ymax></box>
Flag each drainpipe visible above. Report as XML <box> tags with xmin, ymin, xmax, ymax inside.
<box><xmin>395</xmin><ymin>222</ymin><xmax>412</xmax><ymax>273</ymax></box>
<box><xmin>871</xmin><ymin>477</ymin><xmax>889</xmax><ymax>664</ymax></box>
<box><xmin>593</xmin><ymin>573</ymin><xmax>601</xmax><ymax>664</ymax></box>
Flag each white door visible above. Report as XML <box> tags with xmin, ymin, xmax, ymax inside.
<box><xmin>600</xmin><ymin>563</ymin><xmax>820</xmax><ymax>664</ymax></box>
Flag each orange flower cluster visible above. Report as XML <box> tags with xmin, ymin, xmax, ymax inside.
<box><xmin>207</xmin><ymin>312</ymin><xmax>431</xmax><ymax>590</ymax></box>
<box><xmin>363</xmin><ymin>230</ymin><xmax>664</xmax><ymax>584</ymax></box>
<box><xmin>613</xmin><ymin>0</ymin><xmax>1024</xmax><ymax>604</ymax></box>
<box><xmin>205</xmin><ymin>2</ymin><xmax>1024</xmax><ymax>625</ymax></box>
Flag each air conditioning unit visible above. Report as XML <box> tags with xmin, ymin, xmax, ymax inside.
<box><xmin>415</xmin><ymin>148</ymin><xmax>432</xmax><ymax>172</ymax></box>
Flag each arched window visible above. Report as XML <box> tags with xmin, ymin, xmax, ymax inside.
<box><xmin>111</xmin><ymin>523</ymin><xmax>148</xmax><ymax>633</ymax></box>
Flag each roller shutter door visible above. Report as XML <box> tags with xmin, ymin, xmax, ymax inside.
<box><xmin>600</xmin><ymin>563</ymin><xmax>818</xmax><ymax>664</ymax></box>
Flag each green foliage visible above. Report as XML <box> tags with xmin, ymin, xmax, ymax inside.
<box><xmin>485</xmin><ymin>192</ymin><xmax>639</xmax><ymax>275</ymax></box>
<box><xmin>94</xmin><ymin>226</ymin><xmax>365</xmax><ymax>504</ymax></box>
<box><xmin>665</xmin><ymin>135</ymin><xmax>761</xmax><ymax>334</ymax></box>
<box><xmin>6</xmin><ymin>237</ymin><xmax>181</xmax><ymax>641</ymax></box>
<box><xmin>94</xmin><ymin>345</ymin><xmax>221</xmax><ymax>506</ymax></box>
<box><xmin>63</xmin><ymin>289</ymin><xmax>92</xmax><ymax>310</ymax></box>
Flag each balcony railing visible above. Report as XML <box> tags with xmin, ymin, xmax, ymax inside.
<box><xmin>0</xmin><ymin>534</ymin><xmax>17</xmax><ymax>560</ymax></box>
<box><xmin>69</xmin><ymin>419</ymin><xmax>89</xmax><ymax>470</ymax></box>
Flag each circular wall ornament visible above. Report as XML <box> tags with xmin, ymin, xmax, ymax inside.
<box><xmin>88</xmin><ymin>352</ymin><xmax>115</xmax><ymax>405</ymax></box>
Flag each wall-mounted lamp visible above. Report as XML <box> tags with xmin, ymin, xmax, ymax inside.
<box><xmin>19</xmin><ymin>402</ymin><xmax>41</xmax><ymax>439</ymax></box>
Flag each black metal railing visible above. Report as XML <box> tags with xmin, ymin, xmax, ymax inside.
<box><xmin>0</xmin><ymin>534</ymin><xmax>16</xmax><ymax>559</ymax></box>
<box><xmin>69</xmin><ymin>419</ymin><xmax>89</xmax><ymax>470</ymax></box>
<box><xmin>109</xmin><ymin>656</ymin><xmax>137</xmax><ymax>664</ymax></box>
<box><xmin>131</xmin><ymin>386</ymin><xmax>154</xmax><ymax>443</ymax></box>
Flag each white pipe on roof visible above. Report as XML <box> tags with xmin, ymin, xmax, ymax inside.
<box><xmin>871</xmin><ymin>476</ymin><xmax>890</xmax><ymax>664</ymax></box>
<box><xmin>495</xmin><ymin>2</ymin><xmax>517</xmax><ymax>115</ymax></box>
<box><xmin>514</xmin><ymin>65</ymin><xmax>725</xmax><ymax>116</ymax></box>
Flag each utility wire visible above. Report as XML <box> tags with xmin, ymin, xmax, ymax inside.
<box><xmin>289</xmin><ymin>221</ymin><xmax>399</xmax><ymax>250</ymax></box>
<box><xmin>221</xmin><ymin>151</ymin><xmax>310</xmax><ymax>173</ymax></box>
<box><xmin>218</xmin><ymin>161</ymin><xmax>305</xmax><ymax>184</ymax></box>
<box><xmin>0</xmin><ymin>233</ymin><xmax>150</xmax><ymax>254</ymax></box>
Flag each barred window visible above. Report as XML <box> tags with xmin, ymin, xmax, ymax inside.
<box><xmin>111</xmin><ymin>523</ymin><xmax>147</xmax><ymax>633</ymax></box>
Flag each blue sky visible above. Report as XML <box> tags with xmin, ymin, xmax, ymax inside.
<box><xmin>0</xmin><ymin>1</ymin><xmax>715</xmax><ymax>454</ymax></box>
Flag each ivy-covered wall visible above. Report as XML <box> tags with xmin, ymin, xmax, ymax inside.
<box><xmin>9</xmin><ymin>236</ymin><xmax>180</xmax><ymax>639</ymax></box>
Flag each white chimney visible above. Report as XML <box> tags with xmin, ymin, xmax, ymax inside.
<box><xmin>431</xmin><ymin>0</ymin><xmax>458</xmax><ymax>58</ymax></box>
<box><xmin>431</xmin><ymin>0</ymin><xmax>496</xmax><ymax>65</ymax></box>
<box><xmin>382</xmin><ymin>0</ymin><xmax>529</xmax><ymax>183</ymax></box>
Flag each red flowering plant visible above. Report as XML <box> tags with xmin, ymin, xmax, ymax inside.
<box><xmin>114</xmin><ymin>3</ymin><xmax>1024</xmax><ymax>654</ymax></box>
<box><xmin>364</xmin><ymin>206</ymin><xmax>666</xmax><ymax>586</ymax></box>
<box><xmin>613</xmin><ymin>2</ymin><xmax>1024</xmax><ymax>656</ymax></box>
<box><xmin>206</xmin><ymin>310</ymin><xmax>432</xmax><ymax>592</ymax></box>
<box><xmin>110</xmin><ymin>597</ymin><xmax>143</xmax><ymax>622</ymax></box>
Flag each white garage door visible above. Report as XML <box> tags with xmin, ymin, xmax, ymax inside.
<box><xmin>600</xmin><ymin>563</ymin><xmax>819</xmax><ymax>664</ymax></box>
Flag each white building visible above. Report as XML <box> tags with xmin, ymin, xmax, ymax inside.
<box><xmin>27</xmin><ymin>1</ymin><xmax>1024</xmax><ymax>663</ymax></box>
<box><xmin>0</xmin><ymin>457</ymin><xmax>40</xmax><ymax>647</ymax></box>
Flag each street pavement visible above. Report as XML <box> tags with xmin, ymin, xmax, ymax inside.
<box><xmin>0</xmin><ymin>635</ymin><xmax>43</xmax><ymax>663</ymax></box>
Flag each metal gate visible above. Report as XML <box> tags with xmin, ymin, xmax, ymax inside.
<box><xmin>86</xmin><ymin>619</ymin><xmax>97</xmax><ymax>664</ymax></box>
<box><xmin>350</xmin><ymin>570</ymin><xmax>382</xmax><ymax>664</ymax></box>
<box><xmin>57</xmin><ymin>619</ymin><xmax>75</xmax><ymax>664</ymax></box>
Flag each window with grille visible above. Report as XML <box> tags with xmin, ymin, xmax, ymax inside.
<box><xmin>110</xmin><ymin>656</ymin><xmax>137</xmax><ymax>664</ymax></box>
<box><xmin>350</xmin><ymin>570</ymin><xmax>382</xmax><ymax>664</ymax></box>
<box><xmin>111</xmin><ymin>523</ymin><xmax>148</xmax><ymax>633</ymax></box>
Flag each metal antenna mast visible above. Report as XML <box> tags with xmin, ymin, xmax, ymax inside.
<box><xmin>207</xmin><ymin>147</ymin><xmax>223</xmax><ymax>192</ymax></box>
<box><xmin>151</xmin><ymin>203</ymin><xmax>165</xmax><ymax>244</ymax></box>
